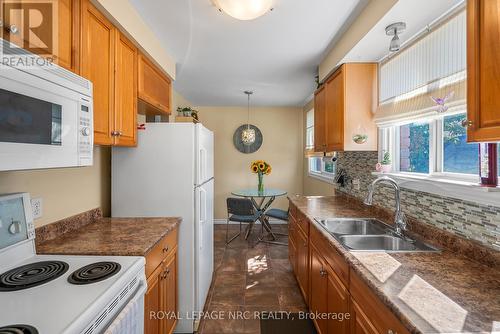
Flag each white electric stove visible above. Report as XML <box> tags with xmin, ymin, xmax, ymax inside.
<box><xmin>0</xmin><ymin>193</ymin><xmax>147</xmax><ymax>334</ymax></box>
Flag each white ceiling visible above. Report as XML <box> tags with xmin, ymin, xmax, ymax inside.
<box><xmin>342</xmin><ymin>0</ymin><xmax>464</xmax><ymax>63</ymax></box>
<box><xmin>129</xmin><ymin>0</ymin><xmax>367</xmax><ymax>107</ymax></box>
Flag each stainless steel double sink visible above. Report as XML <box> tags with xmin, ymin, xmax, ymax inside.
<box><xmin>315</xmin><ymin>218</ymin><xmax>439</xmax><ymax>252</ymax></box>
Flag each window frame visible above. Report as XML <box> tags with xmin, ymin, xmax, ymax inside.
<box><xmin>380</xmin><ymin>110</ymin><xmax>481</xmax><ymax>184</ymax></box>
<box><xmin>308</xmin><ymin>156</ymin><xmax>335</xmax><ymax>183</ymax></box>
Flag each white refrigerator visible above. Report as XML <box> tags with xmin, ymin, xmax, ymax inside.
<box><xmin>111</xmin><ymin>123</ymin><xmax>214</xmax><ymax>333</ymax></box>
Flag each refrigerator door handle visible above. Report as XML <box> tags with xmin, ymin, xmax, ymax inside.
<box><xmin>199</xmin><ymin>147</ymin><xmax>207</xmax><ymax>183</ymax></box>
<box><xmin>198</xmin><ymin>187</ymin><xmax>207</xmax><ymax>249</ymax></box>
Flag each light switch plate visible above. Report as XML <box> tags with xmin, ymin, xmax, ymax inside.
<box><xmin>31</xmin><ymin>197</ymin><xmax>42</xmax><ymax>219</ymax></box>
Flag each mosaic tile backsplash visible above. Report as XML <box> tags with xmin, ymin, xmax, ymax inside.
<box><xmin>335</xmin><ymin>151</ymin><xmax>500</xmax><ymax>251</ymax></box>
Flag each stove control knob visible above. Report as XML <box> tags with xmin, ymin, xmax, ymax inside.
<box><xmin>8</xmin><ymin>220</ymin><xmax>21</xmax><ymax>234</ymax></box>
<box><xmin>81</xmin><ymin>127</ymin><xmax>91</xmax><ymax>136</ymax></box>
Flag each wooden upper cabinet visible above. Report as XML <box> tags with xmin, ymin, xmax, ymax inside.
<box><xmin>138</xmin><ymin>54</ymin><xmax>172</xmax><ymax>115</ymax></box>
<box><xmin>314</xmin><ymin>86</ymin><xmax>327</xmax><ymax>152</ymax></box>
<box><xmin>314</xmin><ymin>63</ymin><xmax>378</xmax><ymax>152</ymax></box>
<box><xmin>81</xmin><ymin>0</ymin><xmax>115</xmax><ymax>146</ymax></box>
<box><xmin>114</xmin><ymin>31</ymin><xmax>138</xmax><ymax>147</ymax></box>
<box><xmin>1</xmin><ymin>0</ymin><xmax>80</xmax><ymax>71</ymax></box>
<box><xmin>56</xmin><ymin>0</ymin><xmax>80</xmax><ymax>71</ymax></box>
<box><xmin>325</xmin><ymin>68</ymin><xmax>345</xmax><ymax>152</ymax></box>
<box><xmin>467</xmin><ymin>0</ymin><xmax>500</xmax><ymax>142</ymax></box>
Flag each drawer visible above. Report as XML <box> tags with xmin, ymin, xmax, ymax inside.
<box><xmin>350</xmin><ymin>270</ymin><xmax>410</xmax><ymax>334</ymax></box>
<box><xmin>296</xmin><ymin>210</ymin><xmax>309</xmax><ymax>236</ymax></box>
<box><xmin>310</xmin><ymin>223</ymin><xmax>349</xmax><ymax>287</ymax></box>
<box><xmin>145</xmin><ymin>228</ymin><xmax>178</xmax><ymax>277</ymax></box>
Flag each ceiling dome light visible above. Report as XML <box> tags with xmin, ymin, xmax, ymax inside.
<box><xmin>213</xmin><ymin>0</ymin><xmax>273</xmax><ymax>21</ymax></box>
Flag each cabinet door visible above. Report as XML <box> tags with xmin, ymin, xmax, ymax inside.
<box><xmin>314</xmin><ymin>86</ymin><xmax>327</xmax><ymax>152</ymax></box>
<box><xmin>56</xmin><ymin>0</ymin><xmax>80</xmax><ymax>71</ymax></box>
<box><xmin>161</xmin><ymin>252</ymin><xmax>178</xmax><ymax>334</ymax></box>
<box><xmin>467</xmin><ymin>0</ymin><xmax>500</xmax><ymax>142</ymax></box>
<box><xmin>114</xmin><ymin>31</ymin><xmax>137</xmax><ymax>146</ymax></box>
<box><xmin>145</xmin><ymin>264</ymin><xmax>163</xmax><ymax>334</ymax></box>
<box><xmin>310</xmin><ymin>245</ymin><xmax>328</xmax><ymax>334</ymax></box>
<box><xmin>81</xmin><ymin>0</ymin><xmax>115</xmax><ymax>145</ymax></box>
<box><xmin>288</xmin><ymin>218</ymin><xmax>297</xmax><ymax>274</ymax></box>
<box><xmin>327</xmin><ymin>266</ymin><xmax>350</xmax><ymax>334</ymax></box>
<box><xmin>325</xmin><ymin>67</ymin><xmax>344</xmax><ymax>151</ymax></box>
<box><xmin>296</xmin><ymin>228</ymin><xmax>309</xmax><ymax>302</ymax></box>
<box><xmin>350</xmin><ymin>298</ymin><xmax>379</xmax><ymax>334</ymax></box>
<box><xmin>138</xmin><ymin>54</ymin><xmax>172</xmax><ymax>114</ymax></box>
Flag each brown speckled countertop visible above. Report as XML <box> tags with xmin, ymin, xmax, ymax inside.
<box><xmin>289</xmin><ymin>194</ymin><xmax>500</xmax><ymax>334</ymax></box>
<box><xmin>36</xmin><ymin>217</ymin><xmax>181</xmax><ymax>256</ymax></box>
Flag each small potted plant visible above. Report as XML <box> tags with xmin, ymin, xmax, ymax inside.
<box><xmin>176</xmin><ymin>107</ymin><xmax>199</xmax><ymax>123</ymax></box>
<box><xmin>376</xmin><ymin>151</ymin><xmax>392</xmax><ymax>173</ymax></box>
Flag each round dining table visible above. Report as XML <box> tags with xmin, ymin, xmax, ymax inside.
<box><xmin>231</xmin><ymin>188</ymin><xmax>288</xmax><ymax>245</ymax></box>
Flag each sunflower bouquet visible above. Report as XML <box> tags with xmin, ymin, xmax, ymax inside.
<box><xmin>251</xmin><ymin>160</ymin><xmax>271</xmax><ymax>193</ymax></box>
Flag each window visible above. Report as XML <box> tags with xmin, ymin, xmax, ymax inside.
<box><xmin>381</xmin><ymin>112</ymin><xmax>489</xmax><ymax>180</ymax></box>
<box><xmin>305</xmin><ymin>109</ymin><xmax>314</xmax><ymax>151</ymax></box>
<box><xmin>399</xmin><ymin>122</ymin><xmax>430</xmax><ymax>174</ymax></box>
<box><xmin>309</xmin><ymin>156</ymin><xmax>336</xmax><ymax>181</ymax></box>
<box><xmin>443</xmin><ymin>113</ymin><xmax>478</xmax><ymax>174</ymax></box>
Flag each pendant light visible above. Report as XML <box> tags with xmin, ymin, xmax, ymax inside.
<box><xmin>241</xmin><ymin>91</ymin><xmax>256</xmax><ymax>146</ymax></box>
<box><xmin>212</xmin><ymin>0</ymin><xmax>273</xmax><ymax>21</ymax></box>
<box><xmin>385</xmin><ymin>22</ymin><xmax>406</xmax><ymax>52</ymax></box>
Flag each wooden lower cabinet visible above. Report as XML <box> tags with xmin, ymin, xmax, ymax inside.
<box><xmin>288</xmin><ymin>216</ymin><xmax>297</xmax><ymax>273</ymax></box>
<box><xmin>144</xmin><ymin>230</ymin><xmax>178</xmax><ymax>334</ymax></box>
<box><xmin>296</xmin><ymin>227</ymin><xmax>309</xmax><ymax>301</ymax></box>
<box><xmin>310</xmin><ymin>244</ymin><xmax>328</xmax><ymax>334</ymax></box>
<box><xmin>289</xmin><ymin>200</ymin><xmax>409</xmax><ymax>334</ymax></box>
<box><xmin>350</xmin><ymin>298</ymin><xmax>379</xmax><ymax>334</ymax></box>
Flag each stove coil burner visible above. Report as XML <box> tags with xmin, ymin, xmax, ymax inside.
<box><xmin>68</xmin><ymin>261</ymin><xmax>121</xmax><ymax>285</ymax></box>
<box><xmin>0</xmin><ymin>261</ymin><xmax>69</xmax><ymax>291</ymax></box>
<box><xmin>0</xmin><ymin>324</ymin><xmax>39</xmax><ymax>334</ymax></box>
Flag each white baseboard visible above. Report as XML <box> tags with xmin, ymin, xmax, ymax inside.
<box><xmin>213</xmin><ymin>219</ymin><xmax>286</xmax><ymax>225</ymax></box>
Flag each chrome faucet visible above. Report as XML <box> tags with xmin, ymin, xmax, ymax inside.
<box><xmin>364</xmin><ymin>176</ymin><xmax>410</xmax><ymax>240</ymax></box>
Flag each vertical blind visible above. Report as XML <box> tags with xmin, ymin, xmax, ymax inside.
<box><xmin>375</xmin><ymin>9</ymin><xmax>466</xmax><ymax>125</ymax></box>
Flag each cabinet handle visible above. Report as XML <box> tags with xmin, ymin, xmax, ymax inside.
<box><xmin>111</xmin><ymin>131</ymin><xmax>123</xmax><ymax>137</ymax></box>
<box><xmin>319</xmin><ymin>268</ymin><xmax>327</xmax><ymax>277</ymax></box>
<box><xmin>162</xmin><ymin>246</ymin><xmax>169</xmax><ymax>253</ymax></box>
<box><xmin>7</xmin><ymin>24</ymin><xmax>19</xmax><ymax>34</ymax></box>
<box><xmin>461</xmin><ymin>119</ymin><xmax>473</xmax><ymax>128</ymax></box>
<box><xmin>387</xmin><ymin>330</ymin><xmax>396</xmax><ymax>334</ymax></box>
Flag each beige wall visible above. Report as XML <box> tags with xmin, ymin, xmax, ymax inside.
<box><xmin>0</xmin><ymin>147</ymin><xmax>111</xmax><ymax>227</ymax></box>
<box><xmin>197</xmin><ymin>106</ymin><xmax>304</xmax><ymax>219</ymax></box>
<box><xmin>319</xmin><ymin>0</ymin><xmax>397</xmax><ymax>81</ymax></box>
<box><xmin>301</xmin><ymin>99</ymin><xmax>335</xmax><ymax>196</ymax></box>
<box><xmin>93</xmin><ymin>0</ymin><xmax>176</xmax><ymax>79</ymax></box>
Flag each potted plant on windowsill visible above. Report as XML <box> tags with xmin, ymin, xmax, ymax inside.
<box><xmin>376</xmin><ymin>151</ymin><xmax>392</xmax><ymax>173</ymax></box>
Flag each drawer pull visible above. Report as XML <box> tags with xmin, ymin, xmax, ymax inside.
<box><xmin>162</xmin><ymin>246</ymin><xmax>169</xmax><ymax>253</ymax></box>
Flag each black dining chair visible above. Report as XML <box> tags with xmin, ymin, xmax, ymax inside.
<box><xmin>262</xmin><ymin>208</ymin><xmax>289</xmax><ymax>245</ymax></box>
<box><xmin>226</xmin><ymin>197</ymin><xmax>262</xmax><ymax>244</ymax></box>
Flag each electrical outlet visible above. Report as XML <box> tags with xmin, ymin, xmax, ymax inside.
<box><xmin>31</xmin><ymin>198</ymin><xmax>43</xmax><ymax>219</ymax></box>
<box><xmin>352</xmin><ymin>179</ymin><xmax>361</xmax><ymax>190</ymax></box>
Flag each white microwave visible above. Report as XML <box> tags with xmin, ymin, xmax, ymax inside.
<box><xmin>0</xmin><ymin>41</ymin><xmax>93</xmax><ymax>171</ymax></box>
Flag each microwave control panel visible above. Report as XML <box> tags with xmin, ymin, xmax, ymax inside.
<box><xmin>78</xmin><ymin>101</ymin><xmax>93</xmax><ymax>165</ymax></box>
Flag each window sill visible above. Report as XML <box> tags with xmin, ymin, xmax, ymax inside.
<box><xmin>308</xmin><ymin>172</ymin><xmax>335</xmax><ymax>184</ymax></box>
<box><xmin>372</xmin><ymin>172</ymin><xmax>500</xmax><ymax>207</ymax></box>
